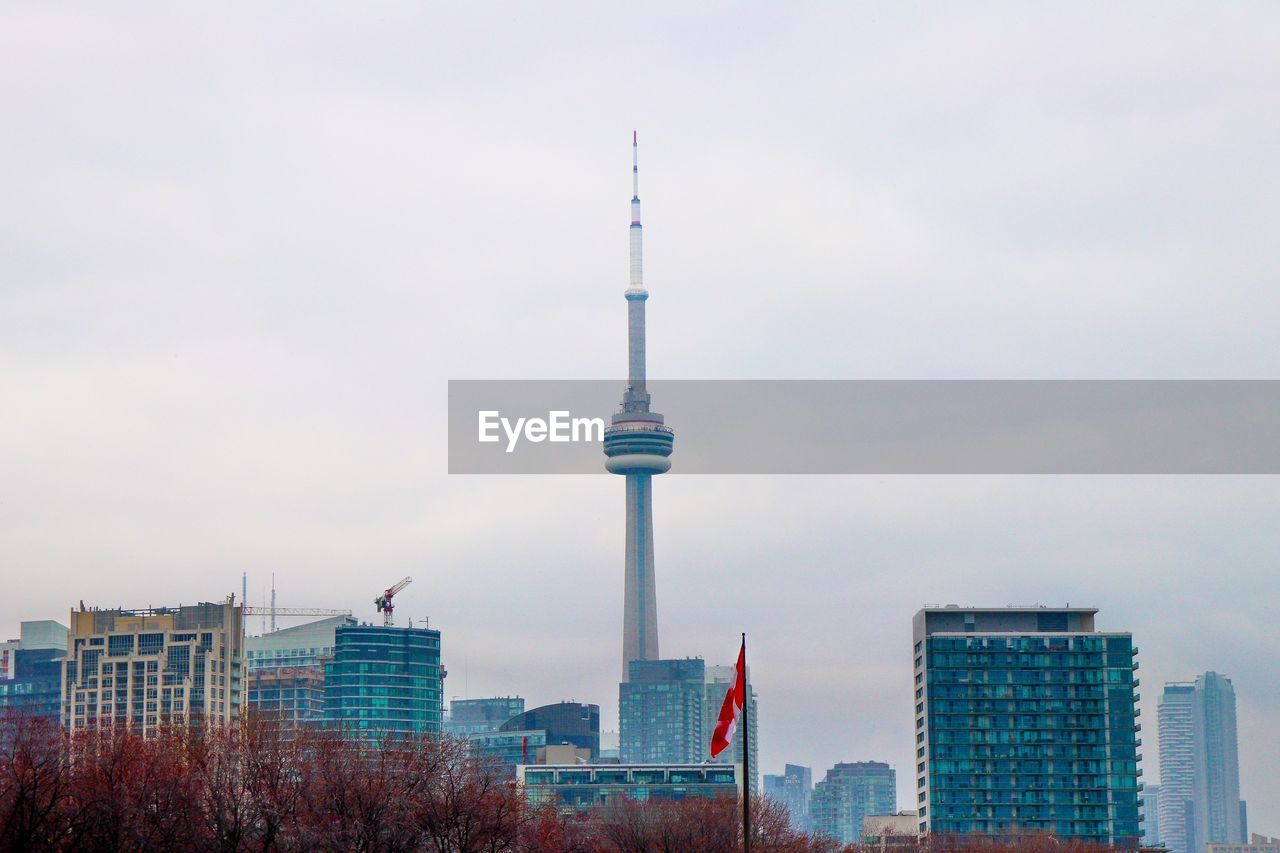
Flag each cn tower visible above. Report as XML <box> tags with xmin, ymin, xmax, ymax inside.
<box><xmin>604</xmin><ymin>132</ymin><xmax>675</xmax><ymax>681</ymax></box>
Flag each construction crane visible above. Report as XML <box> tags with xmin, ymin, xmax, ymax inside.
<box><xmin>242</xmin><ymin>607</ymin><xmax>351</xmax><ymax>618</ymax></box>
<box><xmin>375</xmin><ymin>577</ymin><xmax>412</xmax><ymax>626</ymax></box>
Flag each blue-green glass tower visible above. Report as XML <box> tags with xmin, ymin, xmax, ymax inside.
<box><xmin>913</xmin><ymin>607</ymin><xmax>1141</xmax><ymax>848</ymax></box>
<box><xmin>323</xmin><ymin>624</ymin><xmax>443</xmax><ymax>736</ymax></box>
<box><xmin>619</xmin><ymin>658</ymin><xmax>705</xmax><ymax>763</ymax></box>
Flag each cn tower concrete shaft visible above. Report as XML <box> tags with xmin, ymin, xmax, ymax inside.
<box><xmin>603</xmin><ymin>133</ymin><xmax>674</xmax><ymax>681</ymax></box>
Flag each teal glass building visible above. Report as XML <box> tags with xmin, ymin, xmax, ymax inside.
<box><xmin>620</xmin><ymin>658</ymin><xmax>706</xmax><ymax>764</ymax></box>
<box><xmin>811</xmin><ymin>761</ymin><xmax>896</xmax><ymax>844</ymax></box>
<box><xmin>323</xmin><ymin>624</ymin><xmax>443</xmax><ymax>736</ymax></box>
<box><xmin>913</xmin><ymin>607</ymin><xmax>1141</xmax><ymax>848</ymax></box>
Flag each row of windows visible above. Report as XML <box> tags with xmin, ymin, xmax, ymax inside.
<box><xmin>927</xmin><ymin>636</ymin><xmax>1132</xmax><ymax>653</ymax></box>
<box><xmin>929</xmin><ymin>774</ymin><xmax>1139</xmax><ymax>790</ymax></box>
<box><xmin>927</xmin><ymin>683</ymin><xmax>1133</xmax><ymax>699</ymax></box>
<box><xmin>930</xmin><ymin>743</ymin><xmax>1135</xmax><ymax>759</ymax></box>
<box><xmin>927</xmin><ymin>759</ymin><xmax>1137</xmax><ymax>774</ymax></box>
<box><xmin>928</xmin><ymin>652</ymin><xmax>1135</xmax><ymax>668</ymax></box>
<box><xmin>928</xmin><ymin>789</ymin><xmax>1138</xmax><ymax>806</ymax></box>
<box><xmin>928</xmin><ymin>669</ymin><xmax>1134</xmax><ymax>685</ymax></box>
<box><xmin>927</xmin><ymin>699</ymin><xmax>1118</xmax><ymax>713</ymax></box>
<box><xmin>928</xmin><ymin>714</ymin><xmax>1136</xmax><ymax>730</ymax></box>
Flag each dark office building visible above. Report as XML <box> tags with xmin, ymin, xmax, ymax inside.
<box><xmin>0</xmin><ymin>648</ymin><xmax>66</xmax><ymax>719</ymax></box>
<box><xmin>323</xmin><ymin>624</ymin><xmax>444</xmax><ymax>736</ymax></box>
<box><xmin>500</xmin><ymin>701</ymin><xmax>600</xmax><ymax>758</ymax></box>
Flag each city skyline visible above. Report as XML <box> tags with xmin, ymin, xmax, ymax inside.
<box><xmin>3</xmin><ymin>2</ymin><xmax>1280</xmax><ymax>833</ymax></box>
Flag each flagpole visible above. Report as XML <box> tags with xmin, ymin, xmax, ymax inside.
<box><xmin>741</xmin><ymin>632</ymin><xmax>750</xmax><ymax>853</ymax></box>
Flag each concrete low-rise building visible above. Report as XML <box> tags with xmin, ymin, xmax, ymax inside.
<box><xmin>468</xmin><ymin>728</ymin><xmax>548</xmax><ymax>776</ymax></box>
<box><xmin>862</xmin><ymin>811</ymin><xmax>919</xmax><ymax>850</ymax></box>
<box><xmin>1206</xmin><ymin>834</ymin><xmax>1280</xmax><ymax>853</ymax></box>
<box><xmin>518</xmin><ymin>763</ymin><xmax>742</xmax><ymax>812</ymax></box>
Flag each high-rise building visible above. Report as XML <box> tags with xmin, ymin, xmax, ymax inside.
<box><xmin>445</xmin><ymin>696</ymin><xmax>525</xmax><ymax>736</ymax></box>
<box><xmin>1140</xmin><ymin>783</ymin><xmax>1161</xmax><ymax>847</ymax></box>
<box><xmin>811</xmin><ymin>761</ymin><xmax>897</xmax><ymax>844</ymax></box>
<box><xmin>1158</xmin><ymin>673</ymin><xmax>1247</xmax><ymax>853</ymax></box>
<box><xmin>0</xmin><ymin>621</ymin><xmax>69</xmax><ymax>719</ymax></box>
<box><xmin>913</xmin><ymin>606</ymin><xmax>1141</xmax><ymax>846</ymax></box>
<box><xmin>322</xmin><ymin>623</ymin><xmax>443</xmax><ymax>736</ymax></box>
<box><xmin>705</xmin><ymin>663</ymin><xmax>759</xmax><ymax>791</ymax></box>
<box><xmin>500</xmin><ymin>701</ymin><xmax>600</xmax><ymax>758</ymax></box>
<box><xmin>1159</xmin><ymin>684</ymin><xmax>1195</xmax><ymax>853</ymax></box>
<box><xmin>764</xmin><ymin>764</ymin><xmax>813</xmax><ymax>832</ymax></box>
<box><xmin>620</xmin><ymin>658</ymin><xmax>705</xmax><ymax>763</ymax></box>
<box><xmin>1194</xmin><ymin>672</ymin><xmax>1245</xmax><ymax>848</ymax></box>
<box><xmin>603</xmin><ymin>133</ymin><xmax>675</xmax><ymax>681</ymax></box>
<box><xmin>62</xmin><ymin>601</ymin><xmax>244</xmax><ymax>736</ymax></box>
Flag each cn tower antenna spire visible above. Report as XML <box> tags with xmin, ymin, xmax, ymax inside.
<box><xmin>629</xmin><ymin>132</ymin><xmax>644</xmax><ymax>299</ymax></box>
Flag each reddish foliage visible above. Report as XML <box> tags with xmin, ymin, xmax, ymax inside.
<box><xmin>0</xmin><ymin>710</ymin><xmax>1135</xmax><ymax>852</ymax></box>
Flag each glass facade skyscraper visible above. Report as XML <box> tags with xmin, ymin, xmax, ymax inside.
<box><xmin>323</xmin><ymin>624</ymin><xmax>443</xmax><ymax>736</ymax></box>
<box><xmin>1158</xmin><ymin>673</ymin><xmax>1246</xmax><ymax>853</ymax></box>
<box><xmin>764</xmin><ymin>763</ymin><xmax>813</xmax><ymax>832</ymax></box>
<box><xmin>1159</xmin><ymin>684</ymin><xmax>1195</xmax><ymax>853</ymax></box>
<box><xmin>811</xmin><ymin>761</ymin><xmax>897</xmax><ymax>844</ymax></box>
<box><xmin>620</xmin><ymin>658</ymin><xmax>705</xmax><ymax>764</ymax></box>
<box><xmin>913</xmin><ymin>607</ymin><xmax>1141</xmax><ymax>848</ymax></box>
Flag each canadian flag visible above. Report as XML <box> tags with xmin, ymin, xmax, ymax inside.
<box><xmin>709</xmin><ymin>637</ymin><xmax>746</xmax><ymax>758</ymax></box>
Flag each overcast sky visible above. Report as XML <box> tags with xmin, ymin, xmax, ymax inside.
<box><xmin>2</xmin><ymin>2</ymin><xmax>1279</xmax><ymax>831</ymax></box>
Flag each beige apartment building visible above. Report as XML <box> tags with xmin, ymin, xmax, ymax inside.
<box><xmin>62</xmin><ymin>599</ymin><xmax>244</xmax><ymax>736</ymax></box>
